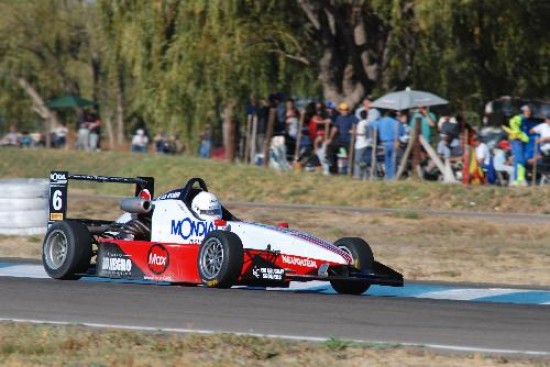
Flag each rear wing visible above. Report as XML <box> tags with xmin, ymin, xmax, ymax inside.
<box><xmin>48</xmin><ymin>170</ymin><xmax>154</xmax><ymax>227</ymax></box>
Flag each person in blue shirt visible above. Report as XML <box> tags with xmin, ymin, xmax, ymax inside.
<box><xmin>373</xmin><ymin>110</ymin><xmax>405</xmax><ymax>180</ymax></box>
<box><xmin>326</xmin><ymin>102</ymin><xmax>358</xmax><ymax>174</ymax></box>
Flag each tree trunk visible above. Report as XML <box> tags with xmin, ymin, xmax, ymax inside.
<box><xmin>297</xmin><ymin>1</ymin><xmax>418</xmax><ymax>107</ymax></box>
<box><xmin>263</xmin><ymin>107</ymin><xmax>277</xmax><ymax>167</ymax></box>
<box><xmin>17</xmin><ymin>78</ymin><xmax>60</xmax><ymax>148</ymax></box>
<box><xmin>222</xmin><ymin>101</ymin><xmax>237</xmax><ymax>161</ymax></box>
<box><xmin>115</xmin><ymin>79</ymin><xmax>125</xmax><ymax>146</ymax></box>
<box><xmin>103</xmin><ymin>108</ymin><xmax>115</xmax><ymax>151</ymax></box>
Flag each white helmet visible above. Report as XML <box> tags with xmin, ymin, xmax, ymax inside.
<box><xmin>191</xmin><ymin>192</ymin><xmax>222</xmax><ymax>221</ymax></box>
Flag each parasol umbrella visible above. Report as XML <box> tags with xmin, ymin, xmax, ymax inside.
<box><xmin>370</xmin><ymin>88</ymin><xmax>448</xmax><ymax>110</ymax></box>
<box><xmin>46</xmin><ymin>94</ymin><xmax>96</xmax><ymax>109</ymax></box>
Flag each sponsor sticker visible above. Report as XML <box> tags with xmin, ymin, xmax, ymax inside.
<box><xmin>148</xmin><ymin>244</ymin><xmax>169</xmax><ymax>274</ymax></box>
<box><xmin>49</xmin><ymin>172</ymin><xmax>67</xmax><ymax>183</ymax></box>
<box><xmin>49</xmin><ymin>213</ymin><xmax>64</xmax><ymax>221</ymax></box>
<box><xmin>252</xmin><ymin>266</ymin><xmax>285</xmax><ymax>281</ymax></box>
<box><xmin>158</xmin><ymin>191</ymin><xmax>181</xmax><ymax>200</ymax></box>
<box><xmin>171</xmin><ymin>217</ymin><xmax>215</xmax><ymax>240</ymax></box>
<box><xmin>281</xmin><ymin>255</ymin><xmax>318</xmax><ymax>268</ymax></box>
<box><xmin>102</xmin><ymin>256</ymin><xmax>133</xmax><ymax>273</ymax></box>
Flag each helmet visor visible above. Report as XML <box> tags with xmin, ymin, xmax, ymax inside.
<box><xmin>199</xmin><ymin>208</ymin><xmax>222</xmax><ymax>217</ymax></box>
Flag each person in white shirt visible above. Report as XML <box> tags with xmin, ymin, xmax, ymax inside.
<box><xmin>493</xmin><ymin>140</ymin><xmax>514</xmax><ymax>186</ymax></box>
<box><xmin>131</xmin><ymin>129</ymin><xmax>149</xmax><ymax>153</ymax></box>
<box><xmin>474</xmin><ymin>136</ymin><xmax>491</xmax><ymax>168</ymax></box>
<box><xmin>52</xmin><ymin>122</ymin><xmax>68</xmax><ymax>148</ymax></box>
<box><xmin>530</xmin><ymin>113</ymin><xmax>550</xmax><ymax>156</ymax></box>
<box><xmin>353</xmin><ymin>110</ymin><xmax>375</xmax><ymax>179</ymax></box>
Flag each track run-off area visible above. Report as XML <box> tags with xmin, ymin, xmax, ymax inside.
<box><xmin>1</xmin><ymin>260</ymin><xmax>550</xmax><ymax>357</ymax></box>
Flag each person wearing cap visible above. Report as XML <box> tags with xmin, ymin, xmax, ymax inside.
<box><xmin>529</xmin><ymin>112</ymin><xmax>550</xmax><ymax>156</ymax></box>
<box><xmin>503</xmin><ymin>105</ymin><xmax>530</xmax><ymax>186</ymax></box>
<box><xmin>326</xmin><ymin>101</ymin><xmax>358</xmax><ymax>174</ymax></box>
<box><xmin>493</xmin><ymin>140</ymin><xmax>514</xmax><ymax>186</ymax></box>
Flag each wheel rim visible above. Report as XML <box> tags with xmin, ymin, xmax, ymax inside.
<box><xmin>44</xmin><ymin>229</ymin><xmax>68</xmax><ymax>270</ymax></box>
<box><xmin>199</xmin><ymin>237</ymin><xmax>224</xmax><ymax>279</ymax></box>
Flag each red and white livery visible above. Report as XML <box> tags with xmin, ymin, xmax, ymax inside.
<box><xmin>43</xmin><ymin>172</ymin><xmax>403</xmax><ymax>295</ymax></box>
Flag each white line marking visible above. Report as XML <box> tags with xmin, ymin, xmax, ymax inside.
<box><xmin>418</xmin><ymin>288</ymin><xmax>520</xmax><ymax>300</ymax></box>
<box><xmin>0</xmin><ymin>318</ymin><xmax>548</xmax><ymax>357</ymax></box>
<box><xmin>0</xmin><ymin>265</ymin><xmax>47</xmax><ymax>278</ymax></box>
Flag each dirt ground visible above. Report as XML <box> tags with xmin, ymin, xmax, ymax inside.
<box><xmin>2</xmin><ymin>196</ymin><xmax>549</xmax><ymax>287</ymax></box>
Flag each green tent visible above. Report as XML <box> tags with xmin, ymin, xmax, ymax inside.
<box><xmin>46</xmin><ymin>95</ymin><xmax>96</xmax><ymax>109</ymax></box>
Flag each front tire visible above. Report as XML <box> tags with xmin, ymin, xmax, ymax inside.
<box><xmin>42</xmin><ymin>221</ymin><xmax>93</xmax><ymax>280</ymax></box>
<box><xmin>197</xmin><ymin>230</ymin><xmax>244</xmax><ymax>289</ymax></box>
<box><xmin>330</xmin><ymin>237</ymin><xmax>374</xmax><ymax>295</ymax></box>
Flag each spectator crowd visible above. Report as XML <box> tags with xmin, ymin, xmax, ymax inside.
<box><xmin>239</xmin><ymin>93</ymin><xmax>550</xmax><ymax>186</ymax></box>
<box><xmin>3</xmin><ymin>93</ymin><xmax>550</xmax><ymax>186</ymax></box>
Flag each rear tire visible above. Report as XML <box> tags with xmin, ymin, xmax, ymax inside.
<box><xmin>330</xmin><ymin>237</ymin><xmax>374</xmax><ymax>295</ymax></box>
<box><xmin>197</xmin><ymin>230</ymin><xmax>244</xmax><ymax>289</ymax></box>
<box><xmin>42</xmin><ymin>221</ymin><xmax>93</xmax><ymax>280</ymax></box>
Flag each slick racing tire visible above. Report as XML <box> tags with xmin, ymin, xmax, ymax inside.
<box><xmin>198</xmin><ymin>230</ymin><xmax>244</xmax><ymax>289</ymax></box>
<box><xmin>330</xmin><ymin>237</ymin><xmax>374</xmax><ymax>295</ymax></box>
<box><xmin>42</xmin><ymin>221</ymin><xmax>93</xmax><ymax>280</ymax></box>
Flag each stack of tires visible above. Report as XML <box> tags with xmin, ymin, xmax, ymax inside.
<box><xmin>0</xmin><ymin>179</ymin><xmax>49</xmax><ymax>235</ymax></box>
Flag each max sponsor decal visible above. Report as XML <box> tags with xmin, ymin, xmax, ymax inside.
<box><xmin>148</xmin><ymin>244</ymin><xmax>169</xmax><ymax>274</ymax></box>
<box><xmin>281</xmin><ymin>255</ymin><xmax>318</xmax><ymax>268</ymax></box>
<box><xmin>171</xmin><ymin>218</ymin><xmax>215</xmax><ymax>240</ymax></box>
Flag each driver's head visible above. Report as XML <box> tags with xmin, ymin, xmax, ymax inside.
<box><xmin>191</xmin><ymin>192</ymin><xmax>222</xmax><ymax>221</ymax></box>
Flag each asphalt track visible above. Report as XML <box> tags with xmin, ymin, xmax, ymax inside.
<box><xmin>1</xmin><ymin>262</ymin><xmax>549</xmax><ymax>356</ymax></box>
<box><xmin>1</xmin><ymin>198</ymin><xmax>549</xmax><ymax>355</ymax></box>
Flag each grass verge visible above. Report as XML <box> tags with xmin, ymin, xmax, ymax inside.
<box><xmin>1</xmin><ymin>323</ymin><xmax>547</xmax><ymax>367</ymax></box>
<box><xmin>1</xmin><ymin>149</ymin><xmax>550</xmax><ymax>214</ymax></box>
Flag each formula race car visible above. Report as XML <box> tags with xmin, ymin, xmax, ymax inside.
<box><xmin>43</xmin><ymin>171</ymin><xmax>403</xmax><ymax>294</ymax></box>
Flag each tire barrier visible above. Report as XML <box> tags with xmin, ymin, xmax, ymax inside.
<box><xmin>0</xmin><ymin>179</ymin><xmax>49</xmax><ymax>235</ymax></box>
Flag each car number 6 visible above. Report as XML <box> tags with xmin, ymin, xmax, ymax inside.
<box><xmin>52</xmin><ymin>190</ymin><xmax>63</xmax><ymax>210</ymax></box>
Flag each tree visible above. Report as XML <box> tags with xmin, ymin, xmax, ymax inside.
<box><xmin>293</xmin><ymin>0</ymin><xmax>418</xmax><ymax>107</ymax></box>
<box><xmin>0</xmin><ymin>0</ymin><xmax>94</xmax><ymax>143</ymax></box>
<box><xmin>413</xmin><ymin>0</ymin><xmax>550</xmax><ymax>119</ymax></box>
